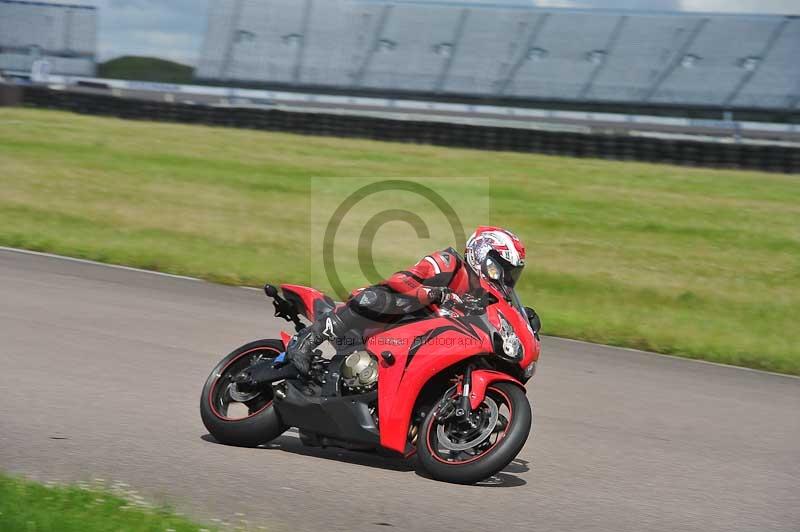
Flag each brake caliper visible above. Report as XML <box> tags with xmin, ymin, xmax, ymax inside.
<box><xmin>436</xmin><ymin>396</ymin><xmax>458</xmax><ymax>421</ymax></box>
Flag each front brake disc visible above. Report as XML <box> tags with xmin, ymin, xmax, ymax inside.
<box><xmin>436</xmin><ymin>397</ymin><xmax>499</xmax><ymax>452</ymax></box>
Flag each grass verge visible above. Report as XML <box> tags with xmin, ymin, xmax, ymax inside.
<box><xmin>0</xmin><ymin>473</ymin><xmax>213</xmax><ymax>532</ymax></box>
<box><xmin>1</xmin><ymin>108</ymin><xmax>798</xmax><ymax>374</ymax></box>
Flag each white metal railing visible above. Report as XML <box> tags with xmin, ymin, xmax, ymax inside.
<box><xmin>6</xmin><ymin>72</ymin><xmax>798</xmax><ymax>141</ymax></box>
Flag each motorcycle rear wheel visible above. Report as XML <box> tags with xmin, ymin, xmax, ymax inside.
<box><xmin>417</xmin><ymin>382</ymin><xmax>531</xmax><ymax>484</ymax></box>
<box><xmin>200</xmin><ymin>339</ymin><xmax>288</xmax><ymax>447</ymax></box>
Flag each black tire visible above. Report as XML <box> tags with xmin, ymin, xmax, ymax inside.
<box><xmin>200</xmin><ymin>339</ymin><xmax>288</xmax><ymax>447</ymax></box>
<box><xmin>417</xmin><ymin>382</ymin><xmax>532</xmax><ymax>484</ymax></box>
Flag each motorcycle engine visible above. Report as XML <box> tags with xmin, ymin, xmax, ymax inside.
<box><xmin>340</xmin><ymin>351</ymin><xmax>379</xmax><ymax>394</ymax></box>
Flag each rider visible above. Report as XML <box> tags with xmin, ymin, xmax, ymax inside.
<box><xmin>285</xmin><ymin>226</ymin><xmax>527</xmax><ymax>375</ymax></box>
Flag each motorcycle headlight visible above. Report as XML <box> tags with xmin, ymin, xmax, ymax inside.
<box><xmin>496</xmin><ymin>313</ymin><xmax>523</xmax><ymax>361</ymax></box>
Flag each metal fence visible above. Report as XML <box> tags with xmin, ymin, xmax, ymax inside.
<box><xmin>12</xmin><ymin>86</ymin><xmax>800</xmax><ymax>173</ymax></box>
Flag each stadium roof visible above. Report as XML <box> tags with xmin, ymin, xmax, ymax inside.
<box><xmin>0</xmin><ymin>0</ymin><xmax>96</xmax><ymax>10</ymax></box>
<box><xmin>358</xmin><ymin>0</ymin><xmax>794</xmax><ymax>18</ymax></box>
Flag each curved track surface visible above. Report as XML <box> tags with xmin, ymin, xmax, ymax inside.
<box><xmin>1</xmin><ymin>249</ymin><xmax>798</xmax><ymax>532</ymax></box>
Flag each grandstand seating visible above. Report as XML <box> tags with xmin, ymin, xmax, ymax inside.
<box><xmin>505</xmin><ymin>12</ymin><xmax>623</xmax><ymax>100</ymax></box>
<box><xmin>196</xmin><ymin>0</ymin><xmax>799</xmax><ymax>109</ymax></box>
<box><xmin>358</xmin><ymin>4</ymin><xmax>462</xmax><ymax>91</ymax></box>
<box><xmin>0</xmin><ymin>52</ymin><xmax>94</xmax><ymax>76</ymax></box>
<box><xmin>0</xmin><ymin>0</ymin><xmax>97</xmax><ymax>76</ymax></box>
<box><xmin>734</xmin><ymin>19</ymin><xmax>800</xmax><ymax>108</ymax></box>
<box><xmin>300</xmin><ymin>0</ymin><xmax>363</xmax><ymax>87</ymax></box>
<box><xmin>442</xmin><ymin>8</ymin><xmax>520</xmax><ymax>95</ymax></box>
<box><xmin>650</xmin><ymin>17</ymin><xmax>777</xmax><ymax>106</ymax></box>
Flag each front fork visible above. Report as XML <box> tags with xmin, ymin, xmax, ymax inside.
<box><xmin>433</xmin><ymin>365</ymin><xmax>475</xmax><ymax>424</ymax></box>
<box><xmin>433</xmin><ymin>365</ymin><xmax>481</xmax><ymax>431</ymax></box>
<box><xmin>455</xmin><ymin>365</ymin><xmax>474</xmax><ymax>421</ymax></box>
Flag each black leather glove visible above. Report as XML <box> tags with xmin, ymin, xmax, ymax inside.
<box><xmin>426</xmin><ymin>287</ymin><xmax>446</xmax><ymax>305</ymax></box>
<box><xmin>426</xmin><ymin>287</ymin><xmax>462</xmax><ymax>307</ymax></box>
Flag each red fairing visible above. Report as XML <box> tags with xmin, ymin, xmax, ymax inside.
<box><xmin>367</xmin><ymin>317</ymin><xmax>493</xmax><ymax>453</ymax></box>
<box><xmin>275</xmin><ymin>273</ymin><xmax>539</xmax><ymax>456</ymax></box>
<box><xmin>280</xmin><ymin>284</ymin><xmax>329</xmax><ymax>321</ymax></box>
<box><xmin>486</xmin><ymin>302</ymin><xmax>540</xmax><ymax>370</ymax></box>
<box><xmin>280</xmin><ymin>331</ymin><xmax>293</xmax><ymax>349</ymax></box>
<box><xmin>469</xmin><ymin>370</ymin><xmax>523</xmax><ymax>410</ymax></box>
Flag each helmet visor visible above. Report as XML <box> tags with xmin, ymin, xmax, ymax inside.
<box><xmin>506</xmin><ymin>263</ymin><xmax>524</xmax><ymax>287</ymax></box>
<box><xmin>485</xmin><ymin>250</ymin><xmax>524</xmax><ymax>288</ymax></box>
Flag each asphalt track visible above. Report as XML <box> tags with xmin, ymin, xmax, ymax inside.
<box><xmin>1</xmin><ymin>248</ymin><xmax>798</xmax><ymax>532</ymax></box>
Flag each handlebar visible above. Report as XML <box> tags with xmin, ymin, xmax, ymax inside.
<box><xmin>439</xmin><ymin>292</ymin><xmax>493</xmax><ymax>315</ymax></box>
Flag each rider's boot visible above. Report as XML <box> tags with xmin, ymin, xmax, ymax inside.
<box><xmin>285</xmin><ymin>312</ymin><xmax>348</xmax><ymax>375</ymax></box>
<box><xmin>286</xmin><ymin>286</ymin><xmax>396</xmax><ymax>376</ymax></box>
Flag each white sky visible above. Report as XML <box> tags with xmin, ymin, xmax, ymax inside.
<box><xmin>42</xmin><ymin>0</ymin><xmax>800</xmax><ymax>65</ymax></box>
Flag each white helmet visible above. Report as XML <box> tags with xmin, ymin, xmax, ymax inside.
<box><xmin>465</xmin><ymin>226</ymin><xmax>526</xmax><ymax>287</ymax></box>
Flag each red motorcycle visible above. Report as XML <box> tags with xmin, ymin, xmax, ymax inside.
<box><xmin>200</xmin><ymin>264</ymin><xmax>541</xmax><ymax>484</ymax></box>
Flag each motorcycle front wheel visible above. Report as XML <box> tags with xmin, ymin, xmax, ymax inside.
<box><xmin>417</xmin><ymin>382</ymin><xmax>532</xmax><ymax>484</ymax></box>
<box><xmin>200</xmin><ymin>339</ymin><xmax>288</xmax><ymax>447</ymax></box>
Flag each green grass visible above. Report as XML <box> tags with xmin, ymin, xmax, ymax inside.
<box><xmin>0</xmin><ymin>473</ymin><xmax>214</xmax><ymax>531</ymax></box>
<box><xmin>98</xmin><ymin>56</ymin><xmax>195</xmax><ymax>84</ymax></box>
<box><xmin>1</xmin><ymin>108</ymin><xmax>798</xmax><ymax>374</ymax></box>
